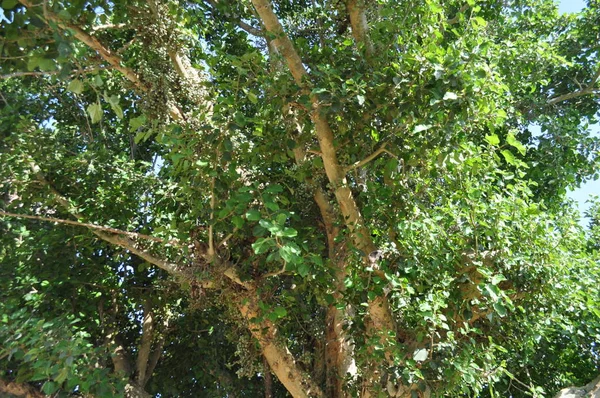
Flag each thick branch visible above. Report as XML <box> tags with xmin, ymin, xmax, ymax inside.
<box><xmin>554</xmin><ymin>374</ymin><xmax>600</xmax><ymax>398</ymax></box>
<box><xmin>143</xmin><ymin>331</ymin><xmax>166</xmax><ymax>386</ymax></box>
<box><xmin>345</xmin><ymin>0</ymin><xmax>374</xmax><ymax>60</ymax></box>
<box><xmin>549</xmin><ymin>64</ymin><xmax>600</xmax><ymax>105</ymax></box>
<box><xmin>251</xmin><ymin>0</ymin><xmax>398</xmax><ymax>392</ymax></box>
<box><xmin>135</xmin><ymin>301</ymin><xmax>155</xmax><ymax>385</ymax></box>
<box><xmin>237</xmin><ymin>294</ymin><xmax>324</xmax><ymax>398</ymax></box>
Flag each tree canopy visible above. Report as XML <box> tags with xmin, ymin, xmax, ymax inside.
<box><xmin>1</xmin><ymin>0</ymin><xmax>599</xmax><ymax>397</ymax></box>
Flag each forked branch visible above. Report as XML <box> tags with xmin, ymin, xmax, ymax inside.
<box><xmin>549</xmin><ymin>63</ymin><xmax>600</xmax><ymax>105</ymax></box>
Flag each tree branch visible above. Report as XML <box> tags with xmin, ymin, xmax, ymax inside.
<box><xmin>343</xmin><ymin>143</ymin><xmax>397</xmax><ymax>173</ymax></box>
<box><xmin>0</xmin><ymin>210</ymin><xmax>180</xmax><ymax>246</ymax></box>
<box><xmin>143</xmin><ymin>323</ymin><xmax>168</xmax><ymax>387</ymax></box>
<box><xmin>29</xmin><ymin>165</ymin><xmax>197</xmax><ymax>282</ymax></box>
<box><xmin>17</xmin><ymin>0</ymin><xmax>185</xmax><ymax>120</ymax></box>
<box><xmin>237</xmin><ymin>293</ymin><xmax>324</xmax><ymax>398</ymax></box>
<box><xmin>250</xmin><ymin>2</ymin><xmax>397</xmax><ymax>390</ymax></box>
<box><xmin>0</xmin><ymin>66</ymin><xmax>111</xmax><ymax>80</ymax></box>
<box><xmin>135</xmin><ymin>300</ymin><xmax>155</xmax><ymax>385</ymax></box>
<box><xmin>549</xmin><ymin>63</ymin><xmax>600</xmax><ymax>105</ymax></box>
<box><xmin>91</xmin><ymin>23</ymin><xmax>129</xmax><ymax>32</ymax></box>
<box><xmin>345</xmin><ymin>0</ymin><xmax>375</xmax><ymax>61</ymax></box>
<box><xmin>203</xmin><ymin>0</ymin><xmax>264</xmax><ymax>37</ymax></box>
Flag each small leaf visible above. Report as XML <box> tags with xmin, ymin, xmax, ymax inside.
<box><xmin>357</xmin><ymin>95</ymin><xmax>365</xmax><ymax>105</ymax></box>
<box><xmin>264</xmin><ymin>184</ymin><xmax>284</xmax><ymax>193</ymax></box>
<box><xmin>252</xmin><ymin>238</ymin><xmax>273</xmax><ymax>254</ymax></box>
<box><xmin>413</xmin><ymin>348</ymin><xmax>429</xmax><ymax>362</ymax></box>
<box><xmin>485</xmin><ymin>134</ymin><xmax>500</xmax><ymax>146</ymax></box>
<box><xmin>414</xmin><ymin>124</ymin><xmax>432</xmax><ymax>133</ymax></box>
<box><xmin>246</xmin><ymin>209</ymin><xmax>261</xmax><ymax>221</ymax></box>
<box><xmin>109</xmin><ymin>101</ymin><xmax>124</xmax><ymax>119</ymax></box>
<box><xmin>87</xmin><ymin>103</ymin><xmax>103</xmax><ymax>124</ymax></box>
<box><xmin>272</xmin><ymin>307</ymin><xmax>287</xmax><ymax>318</ymax></box>
<box><xmin>2</xmin><ymin>0</ymin><xmax>19</xmax><ymax>9</ymax></box>
<box><xmin>443</xmin><ymin>92</ymin><xmax>458</xmax><ymax>100</ymax></box>
<box><xmin>493</xmin><ymin>302</ymin><xmax>507</xmax><ymax>317</ymax></box>
<box><xmin>92</xmin><ymin>75</ymin><xmax>103</xmax><ymax>87</ymax></box>
<box><xmin>506</xmin><ymin>132</ymin><xmax>526</xmax><ymax>156</ymax></box>
<box><xmin>500</xmin><ymin>149</ymin><xmax>516</xmax><ymax>165</ymax></box>
<box><xmin>129</xmin><ymin>115</ymin><xmax>147</xmax><ymax>132</ymax></box>
<box><xmin>247</xmin><ymin>91</ymin><xmax>258</xmax><ymax>104</ymax></box>
<box><xmin>57</xmin><ymin>9</ymin><xmax>71</xmax><ymax>20</ymax></box>
<box><xmin>42</xmin><ymin>381</ymin><xmax>59</xmax><ymax>395</ymax></box>
<box><xmin>67</xmin><ymin>79</ymin><xmax>84</xmax><ymax>94</ymax></box>
<box><xmin>279</xmin><ymin>227</ymin><xmax>297</xmax><ymax>238</ymax></box>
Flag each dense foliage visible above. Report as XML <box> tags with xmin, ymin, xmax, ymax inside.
<box><xmin>1</xmin><ymin>0</ymin><xmax>599</xmax><ymax>397</ymax></box>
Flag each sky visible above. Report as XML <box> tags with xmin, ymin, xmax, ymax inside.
<box><xmin>556</xmin><ymin>0</ymin><xmax>599</xmax><ymax>225</ymax></box>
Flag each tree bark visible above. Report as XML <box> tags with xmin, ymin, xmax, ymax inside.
<box><xmin>0</xmin><ymin>378</ymin><xmax>45</xmax><ymax>398</ymax></box>
<box><xmin>250</xmin><ymin>0</ymin><xmax>397</xmax><ymax>393</ymax></box>
<box><xmin>237</xmin><ymin>293</ymin><xmax>324</xmax><ymax>398</ymax></box>
<box><xmin>554</xmin><ymin>375</ymin><xmax>600</xmax><ymax>398</ymax></box>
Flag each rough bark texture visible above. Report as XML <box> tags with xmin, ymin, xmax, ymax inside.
<box><xmin>237</xmin><ymin>294</ymin><xmax>324</xmax><ymax>398</ymax></box>
<box><xmin>345</xmin><ymin>0</ymin><xmax>375</xmax><ymax>59</ymax></box>
<box><xmin>555</xmin><ymin>375</ymin><xmax>600</xmax><ymax>398</ymax></box>
<box><xmin>0</xmin><ymin>378</ymin><xmax>45</xmax><ymax>398</ymax></box>
<box><xmin>250</xmin><ymin>0</ymin><xmax>397</xmax><ymax>393</ymax></box>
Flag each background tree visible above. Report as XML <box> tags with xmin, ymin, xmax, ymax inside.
<box><xmin>1</xmin><ymin>0</ymin><xmax>599</xmax><ymax>397</ymax></box>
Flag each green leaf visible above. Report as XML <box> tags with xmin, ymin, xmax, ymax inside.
<box><xmin>55</xmin><ymin>367</ymin><xmax>69</xmax><ymax>384</ymax></box>
<box><xmin>130</xmin><ymin>115</ymin><xmax>147</xmax><ymax>132</ymax></box>
<box><xmin>42</xmin><ymin>381</ymin><xmax>59</xmax><ymax>395</ymax></box>
<box><xmin>232</xmin><ymin>215</ymin><xmax>244</xmax><ymax>229</ymax></box>
<box><xmin>500</xmin><ymin>149</ymin><xmax>516</xmax><ymax>165</ymax></box>
<box><xmin>57</xmin><ymin>10</ymin><xmax>72</xmax><ymax>20</ymax></box>
<box><xmin>279</xmin><ymin>227</ymin><xmax>297</xmax><ymax>237</ymax></box>
<box><xmin>92</xmin><ymin>75</ymin><xmax>103</xmax><ymax>87</ymax></box>
<box><xmin>264</xmin><ymin>184</ymin><xmax>284</xmax><ymax>193</ymax></box>
<box><xmin>67</xmin><ymin>79</ymin><xmax>84</xmax><ymax>94</ymax></box>
<box><xmin>38</xmin><ymin>59</ymin><xmax>56</xmax><ymax>71</ymax></box>
<box><xmin>272</xmin><ymin>307</ymin><xmax>287</xmax><ymax>318</ymax></box>
<box><xmin>87</xmin><ymin>103</ymin><xmax>103</xmax><ymax>124</ymax></box>
<box><xmin>493</xmin><ymin>302</ymin><xmax>507</xmax><ymax>317</ymax></box>
<box><xmin>1</xmin><ymin>0</ymin><xmax>18</xmax><ymax>9</ymax></box>
<box><xmin>246</xmin><ymin>209</ymin><xmax>261</xmax><ymax>221</ymax></box>
<box><xmin>109</xmin><ymin>101</ymin><xmax>124</xmax><ymax>119</ymax></box>
<box><xmin>506</xmin><ymin>132</ymin><xmax>526</xmax><ymax>156</ymax></box>
<box><xmin>485</xmin><ymin>134</ymin><xmax>500</xmax><ymax>146</ymax></box>
<box><xmin>252</xmin><ymin>238</ymin><xmax>273</xmax><ymax>254</ymax></box>
<box><xmin>279</xmin><ymin>244</ymin><xmax>300</xmax><ymax>263</ymax></box>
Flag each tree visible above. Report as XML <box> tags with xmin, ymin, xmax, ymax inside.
<box><xmin>1</xmin><ymin>0</ymin><xmax>599</xmax><ymax>396</ymax></box>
